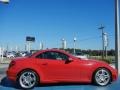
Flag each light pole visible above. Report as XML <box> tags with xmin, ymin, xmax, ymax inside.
<box><xmin>98</xmin><ymin>24</ymin><xmax>105</xmax><ymax>60</ymax></box>
<box><xmin>61</xmin><ymin>38</ymin><xmax>66</xmax><ymax>49</ymax></box>
<box><xmin>0</xmin><ymin>0</ymin><xmax>9</xmax><ymax>4</ymax></box>
<box><xmin>115</xmin><ymin>0</ymin><xmax>120</xmax><ymax>73</ymax></box>
<box><xmin>73</xmin><ymin>37</ymin><xmax>77</xmax><ymax>54</ymax></box>
<box><xmin>15</xmin><ymin>46</ymin><xmax>18</xmax><ymax>52</ymax></box>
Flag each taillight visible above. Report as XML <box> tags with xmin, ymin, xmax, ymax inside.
<box><xmin>9</xmin><ymin>61</ymin><xmax>16</xmax><ymax>68</ymax></box>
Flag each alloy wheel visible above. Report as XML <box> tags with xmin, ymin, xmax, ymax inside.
<box><xmin>94</xmin><ymin>68</ymin><xmax>111</xmax><ymax>86</ymax></box>
<box><xmin>19</xmin><ymin>71</ymin><xmax>37</xmax><ymax>89</ymax></box>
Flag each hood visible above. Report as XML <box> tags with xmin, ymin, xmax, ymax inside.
<box><xmin>77</xmin><ymin>58</ymin><xmax>109</xmax><ymax>66</ymax></box>
<box><xmin>86</xmin><ymin>59</ymin><xmax>108</xmax><ymax>64</ymax></box>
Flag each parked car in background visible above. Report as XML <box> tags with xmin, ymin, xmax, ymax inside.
<box><xmin>6</xmin><ymin>52</ymin><xmax>16</xmax><ymax>58</ymax></box>
<box><xmin>73</xmin><ymin>52</ymin><xmax>88</xmax><ymax>59</ymax></box>
<box><xmin>7</xmin><ymin>49</ymin><xmax>118</xmax><ymax>89</ymax></box>
<box><xmin>19</xmin><ymin>51</ymin><xmax>30</xmax><ymax>57</ymax></box>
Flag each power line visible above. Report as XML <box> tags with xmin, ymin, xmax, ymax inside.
<box><xmin>77</xmin><ymin>33</ymin><xmax>114</xmax><ymax>42</ymax></box>
<box><xmin>78</xmin><ymin>36</ymin><xmax>101</xmax><ymax>42</ymax></box>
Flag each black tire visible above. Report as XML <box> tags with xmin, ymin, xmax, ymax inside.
<box><xmin>93</xmin><ymin>68</ymin><xmax>111</xmax><ymax>86</ymax></box>
<box><xmin>17</xmin><ymin>70</ymin><xmax>39</xmax><ymax>89</ymax></box>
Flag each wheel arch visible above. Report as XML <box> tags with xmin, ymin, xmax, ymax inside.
<box><xmin>91</xmin><ymin>67</ymin><xmax>112</xmax><ymax>83</ymax></box>
<box><xmin>17</xmin><ymin>68</ymin><xmax>40</xmax><ymax>83</ymax></box>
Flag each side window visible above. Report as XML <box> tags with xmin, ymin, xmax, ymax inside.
<box><xmin>36</xmin><ymin>53</ymin><xmax>44</xmax><ymax>58</ymax></box>
<box><xmin>57</xmin><ymin>52</ymin><xmax>69</xmax><ymax>61</ymax></box>
<box><xmin>36</xmin><ymin>52</ymin><xmax>57</xmax><ymax>59</ymax></box>
<box><xmin>36</xmin><ymin>51</ymin><xmax>69</xmax><ymax>61</ymax></box>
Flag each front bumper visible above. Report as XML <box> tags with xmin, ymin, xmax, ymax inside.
<box><xmin>112</xmin><ymin>69</ymin><xmax>118</xmax><ymax>81</ymax></box>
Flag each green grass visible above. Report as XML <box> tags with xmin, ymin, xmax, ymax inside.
<box><xmin>89</xmin><ymin>56</ymin><xmax>115</xmax><ymax>64</ymax></box>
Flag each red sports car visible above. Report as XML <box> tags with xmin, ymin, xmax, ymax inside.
<box><xmin>7</xmin><ymin>49</ymin><xmax>118</xmax><ymax>89</ymax></box>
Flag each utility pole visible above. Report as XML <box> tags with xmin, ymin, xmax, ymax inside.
<box><xmin>103</xmin><ymin>33</ymin><xmax>108</xmax><ymax>59</ymax></box>
<box><xmin>0</xmin><ymin>0</ymin><xmax>9</xmax><ymax>63</ymax></box>
<box><xmin>115</xmin><ymin>0</ymin><xmax>120</xmax><ymax>73</ymax></box>
<box><xmin>98</xmin><ymin>24</ymin><xmax>105</xmax><ymax>60</ymax></box>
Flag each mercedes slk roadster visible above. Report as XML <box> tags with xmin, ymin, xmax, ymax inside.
<box><xmin>7</xmin><ymin>49</ymin><xmax>118</xmax><ymax>89</ymax></box>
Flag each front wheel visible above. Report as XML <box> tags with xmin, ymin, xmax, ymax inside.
<box><xmin>93</xmin><ymin>68</ymin><xmax>111</xmax><ymax>86</ymax></box>
<box><xmin>17</xmin><ymin>70</ymin><xmax>38</xmax><ymax>89</ymax></box>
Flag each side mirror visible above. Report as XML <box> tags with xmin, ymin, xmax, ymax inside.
<box><xmin>68</xmin><ymin>58</ymin><xmax>73</xmax><ymax>62</ymax></box>
<box><xmin>65</xmin><ymin>58</ymin><xmax>73</xmax><ymax>64</ymax></box>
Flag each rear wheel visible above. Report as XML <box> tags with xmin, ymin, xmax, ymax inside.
<box><xmin>17</xmin><ymin>70</ymin><xmax>39</xmax><ymax>89</ymax></box>
<box><xmin>93</xmin><ymin>68</ymin><xmax>111</xmax><ymax>86</ymax></box>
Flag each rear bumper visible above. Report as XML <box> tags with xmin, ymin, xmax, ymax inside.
<box><xmin>6</xmin><ymin>69</ymin><xmax>17</xmax><ymax>81</ymax></box>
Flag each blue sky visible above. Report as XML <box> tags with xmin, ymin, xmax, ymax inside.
<box><xmin>0</xmin><ymin>0</ymin><xmax>118</xmax><ymax>50</ymax></box>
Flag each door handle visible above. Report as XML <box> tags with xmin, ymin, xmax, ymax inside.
<box><xmin>42</xmin><ymin>63</ymin><xmax>48</xmax><ymax>65</ymax></box>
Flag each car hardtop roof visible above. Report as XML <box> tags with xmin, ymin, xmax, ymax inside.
<box><xmin>38</xmin><ymin>49</ymin><xmax>67</xmax><ymax>53</ymax></box>
<box><xmin>31</xmin><ymin>49</ymin><xmax>70</xmax><ymax>57</ymax></box>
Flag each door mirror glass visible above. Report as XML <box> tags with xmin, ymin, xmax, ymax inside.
<box><xmin>65</xmin><ymin>57</ymin><xmax>73</xmax><ymax>64</ymax></box>
<box><xmin>68</xmin><ymin>58</ymin><xmax>73</xmax><ymax>62</ymax></box>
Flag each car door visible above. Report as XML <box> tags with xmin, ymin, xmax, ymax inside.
<box><xmin>36</xmin><ymin>51</ymin><xmax>67</xmax><ymax>80</ymax></box>
<box><xmin>35</xmin><ymin>51</ymin><xmax>83</xmax><ymax>82</ymax></box>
